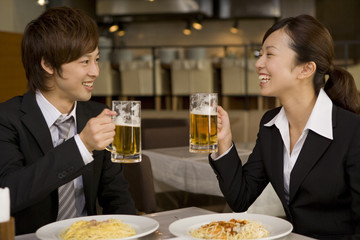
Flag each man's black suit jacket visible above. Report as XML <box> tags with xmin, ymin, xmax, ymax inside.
<box><xmin>0</xmin><ymin>92</ymin><xmax>136</xmax><ymax>234</ymax></box>
<box><xmin>210</xmin><ymin>106</ymin><xmax>360</xmax><ymax>239</ymax></box>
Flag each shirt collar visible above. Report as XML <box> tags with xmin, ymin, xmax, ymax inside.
<box><xmin>35</xmin><ymin>89</ymin><xmax>77</xmax><ymax>128</ymax></box>
<box><xmin>264</xmin><ymin>88</ymin><xmax>333</xmax><ymax>140</ymax></box>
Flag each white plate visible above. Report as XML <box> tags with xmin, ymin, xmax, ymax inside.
<box><xmin>36</xmin><ymin>214</ymin><xmax>159</xmax><ymax>240</ymax></box>
<box><xmin>169</xmin><ymin>213</ymin><xmax>293</xmax><ymax>240</ymax></box>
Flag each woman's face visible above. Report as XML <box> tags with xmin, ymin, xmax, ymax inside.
<box><xmin>255</xmin><ymin>29</ymin><xmax>303</xmax><ymax>99</ymax></box>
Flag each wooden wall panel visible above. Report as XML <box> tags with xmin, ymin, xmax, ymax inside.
<box><xmin>0</xmin><ymin>31</ymin><xmax>27</xmax><ymax>103</ymax></box>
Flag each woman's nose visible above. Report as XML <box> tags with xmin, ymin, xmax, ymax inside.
<box><xmin>255</xmin><ymin>56</ymin><xmax>264</xmax><ymax>70</ymax></box>
<box><xmin>89</xmin><ymin>62</ymin><xmax>99</xmax><ymax>77</ymax></box>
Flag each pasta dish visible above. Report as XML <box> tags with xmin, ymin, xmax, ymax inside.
<box><xmin>61</xmin><ymin>218</ymin><xmax>136</xmax><ymax>240</ymax></box>
<box><xmin>190</xmin><ymin>218</ymin><xmax>269</xmax><ymax>239</ymax></box>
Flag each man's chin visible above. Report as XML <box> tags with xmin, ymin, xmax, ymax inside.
<box><xmin>77</xmin><ymin>93</ymin><xmax>92</xmax><ymax>102</ymax></box>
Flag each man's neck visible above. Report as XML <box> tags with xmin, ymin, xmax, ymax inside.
<box><xmin>40</xmin><ymin>90</ymin><xmax>75</xmax><ymax>115</ymax></box>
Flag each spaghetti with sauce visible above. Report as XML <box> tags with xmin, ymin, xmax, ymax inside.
<box><xmin>190</xmin><ymin>218</ymin><xmax>269</xmax><ymax>239</ymax></box>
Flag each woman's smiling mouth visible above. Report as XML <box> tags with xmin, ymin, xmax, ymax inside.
<box><xmin>259</xmin><ymin>74</ymin><xmax>271</xmax><ymax>84</ymax></box>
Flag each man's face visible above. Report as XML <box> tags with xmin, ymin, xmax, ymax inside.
<box><xmin>52</xmin><ymin>48</ymin><xmax>100</xmax><ymax>104</ymax></box>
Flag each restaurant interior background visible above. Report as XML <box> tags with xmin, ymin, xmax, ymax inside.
<box><xmin>1</xmin><ymin>0</ymin><xmax>360</xmax><ymax>214</ymax></box>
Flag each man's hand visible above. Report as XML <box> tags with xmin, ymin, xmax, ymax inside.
<box><xmin>79</xmin><ymin>109</ymin><xmax>116</xmax><ymax>152</ymax></box>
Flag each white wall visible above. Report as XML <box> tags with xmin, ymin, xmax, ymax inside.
<box><xmin>0</xmin><ymin>0</ymin><xmax>44</xmax><ymax>33</ymax></box>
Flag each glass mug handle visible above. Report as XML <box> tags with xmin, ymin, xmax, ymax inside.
<box><xmin>105</xmin><ymin>144</ymin><xmax>115</xmax><ymax>153</ymax></box>
<box><xmin>105</xmin><ymin>114</ymin><xmax>116</xmax><ymax>153</ymax></box>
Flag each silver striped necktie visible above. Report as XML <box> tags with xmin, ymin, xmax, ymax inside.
<box><xmin>54</xmin><ymin>116</ymin><xmax>77</xmax><ymax>220</ymax></box>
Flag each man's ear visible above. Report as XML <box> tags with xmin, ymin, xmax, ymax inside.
<box><xmin>41</xmin><ymin>58</ymin><xmax>54</xmax><ymax>75</ymax></box>
<box><xmin>298</xmin><ymin>61</ymin><xmax>316</xmax><ymax>79</ymax></box>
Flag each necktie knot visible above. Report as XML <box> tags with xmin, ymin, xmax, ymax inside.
<box><xmin>54</xmin><ymin>116</ymin><xmax>74</xmax><ymax>143</ymax></box>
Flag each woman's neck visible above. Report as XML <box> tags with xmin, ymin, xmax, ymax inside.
<box><xmin>280</xmin><ymin>89</ymin><xmax>317</xmax><ymax>153</ymax></box>
<box><xmin>280</xmin><ymin>87</ymin><xmax>317</xmax><ymax>131</ymax></box>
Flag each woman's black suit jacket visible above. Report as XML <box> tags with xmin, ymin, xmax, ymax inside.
<box><xmin>210</xmin><ymin>106</ymin><xmax>360</xmax><ymax>239</ymax></box>
<box><xmin>0</xmin><ymin>92</ymin><xmax>136</xmax><ymax>234</ymax></box>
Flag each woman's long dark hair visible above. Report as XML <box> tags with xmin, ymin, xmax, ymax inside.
<box><xmin>263</xmin><ymin>15</ymin><xmax>360</xmax><ymax>114</ymax></box>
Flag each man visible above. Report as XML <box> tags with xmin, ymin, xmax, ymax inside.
<box><xmin>0</xmin><ymin>7</ymin><xmax>136</xmax><ymax>234</ymax></box>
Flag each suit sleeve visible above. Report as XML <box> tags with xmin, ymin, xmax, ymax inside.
<box><xmin>209</xmin><ymin>112</ymin><xmax>270</xmax><ymax>212</ymax></box>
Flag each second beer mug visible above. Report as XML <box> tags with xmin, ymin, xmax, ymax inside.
<box><xmin>189</xmin><ymin>93</ymin><xmax>218</xmax><ymax>153</ymax></box>
<box><xmin>106</xmin><ymin>101</ymin><xmax>142</xmax><ymax>163</ymax></box>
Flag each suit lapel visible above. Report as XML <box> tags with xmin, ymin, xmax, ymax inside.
<box><xmin>75</xmin><ymin>102</ymin><xmax>88</xmax><ymax>133</ymax></box>
<box><xmin>75</xmin><ymin>102</ymin><xmax>96</xmax><ymax>210</ymax></box>
<box><xmin>75</xmin><ymin>102</ymin><xmax>94</xmax><ymax>186</ymax></box>
<box><xmin>289</xmin><ymin>123</ymin><xmax>333</xmax><ymax>203</ymax></box>
<box><xmin>21</xmin><ymin>92</ymin><xmax>54</xmax><ymax>154</ymax></box>
<box><xmin>268</xmin><ymin>127</ymin><xmax>288</xmax><ymax>204</ymax></box>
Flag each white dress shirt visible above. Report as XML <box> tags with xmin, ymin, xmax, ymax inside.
<box><xmin>35</xmin><ymin>90</ymin><xmax>94</xmax><ymax>216</ymax></box>
<box><xmin>264</xmin><ymin>88</ymin><xmax>333</xmax><ymax>203</ymax></box>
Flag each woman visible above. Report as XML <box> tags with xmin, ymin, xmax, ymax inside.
<box><xmin>210</xmin><ymin>15</ymin><xmax>360</xmax><ymax>239</ymax></box>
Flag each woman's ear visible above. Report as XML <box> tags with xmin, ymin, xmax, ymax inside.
<box><xmin>41</xmin><ymin>58</ymin><xmax>54</xmax><ymax>75</ymax></box>
<box><xmin>298</xmin><ymin>61</ymin><xmax>316</xmax><ymax>79</ymax></box>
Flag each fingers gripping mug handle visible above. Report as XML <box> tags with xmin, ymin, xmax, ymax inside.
<box><xmin>105</xmin><ymin>112</ymin><xmax>117</xmax><ymax>153</ymax></box>
<box><xmin>105</xmin><ymin>145</ymin><xmax>115</xmax><ymax>153</ymax></box>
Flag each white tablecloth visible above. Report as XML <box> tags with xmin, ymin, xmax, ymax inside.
<box><xmin>143</xmin><ymin>143</ymin><xmax>285</xmax><ymax>217</ymax></box>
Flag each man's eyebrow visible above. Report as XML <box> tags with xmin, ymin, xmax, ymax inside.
<box><xmin>82</xmin><ymin>52</ymin><xmax>100</xmax><ymax>57</ymax></box>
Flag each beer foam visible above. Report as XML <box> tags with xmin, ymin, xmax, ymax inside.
<box><xmin>131</xmin><ymin>104</ymin><xmax>140</xmax><ymax>117</ymax></box>
<box><xmin>114</xmin><ymin>116</ymin><xmax>141</xmax><ymax>127</ymax></box>
<box><xmin>191</xmin><ymin>107</ymin><xmax>217</xmax><ymax>115</ymax></box>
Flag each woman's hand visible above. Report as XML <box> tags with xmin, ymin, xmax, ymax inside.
<box><xmin>217</xmin><ymin>106</ymin><xmax>233</xmax><ymax>155</ymax></box>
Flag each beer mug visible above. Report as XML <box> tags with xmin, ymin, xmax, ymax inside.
<box><xmin>106</xmin><ymin>101</ymin><xmax>142</xmax><ymax>163</ymax></box>
<box><xmin>189</xmin><ymin>93</ymin><xmax>218</xmax><ymax>153</ymax></box>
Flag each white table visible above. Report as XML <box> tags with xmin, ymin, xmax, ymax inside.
<box><xmin>15</xmin><ymin>207</ymin><xmax>316</xmax><ymax>240</ymax></box>
<box><xmin>143</xmin><ymin>142</ymin><xmax>285</xmax><ymax>217</ymax></box>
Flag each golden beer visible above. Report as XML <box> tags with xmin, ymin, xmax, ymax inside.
<box><xmin>190</xmin><ymin>113</ymin><xmax>217</xmax><ymax>152</ymax></box>
<box><xmin>106</xmin><ymin>100</ymin><xmax>141</xmax><ymax>163</ymax></box>
<box><xmin>112</xmin><ymin>124</ymin><xmax>141</xmax><ymax>163</ymax></box>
